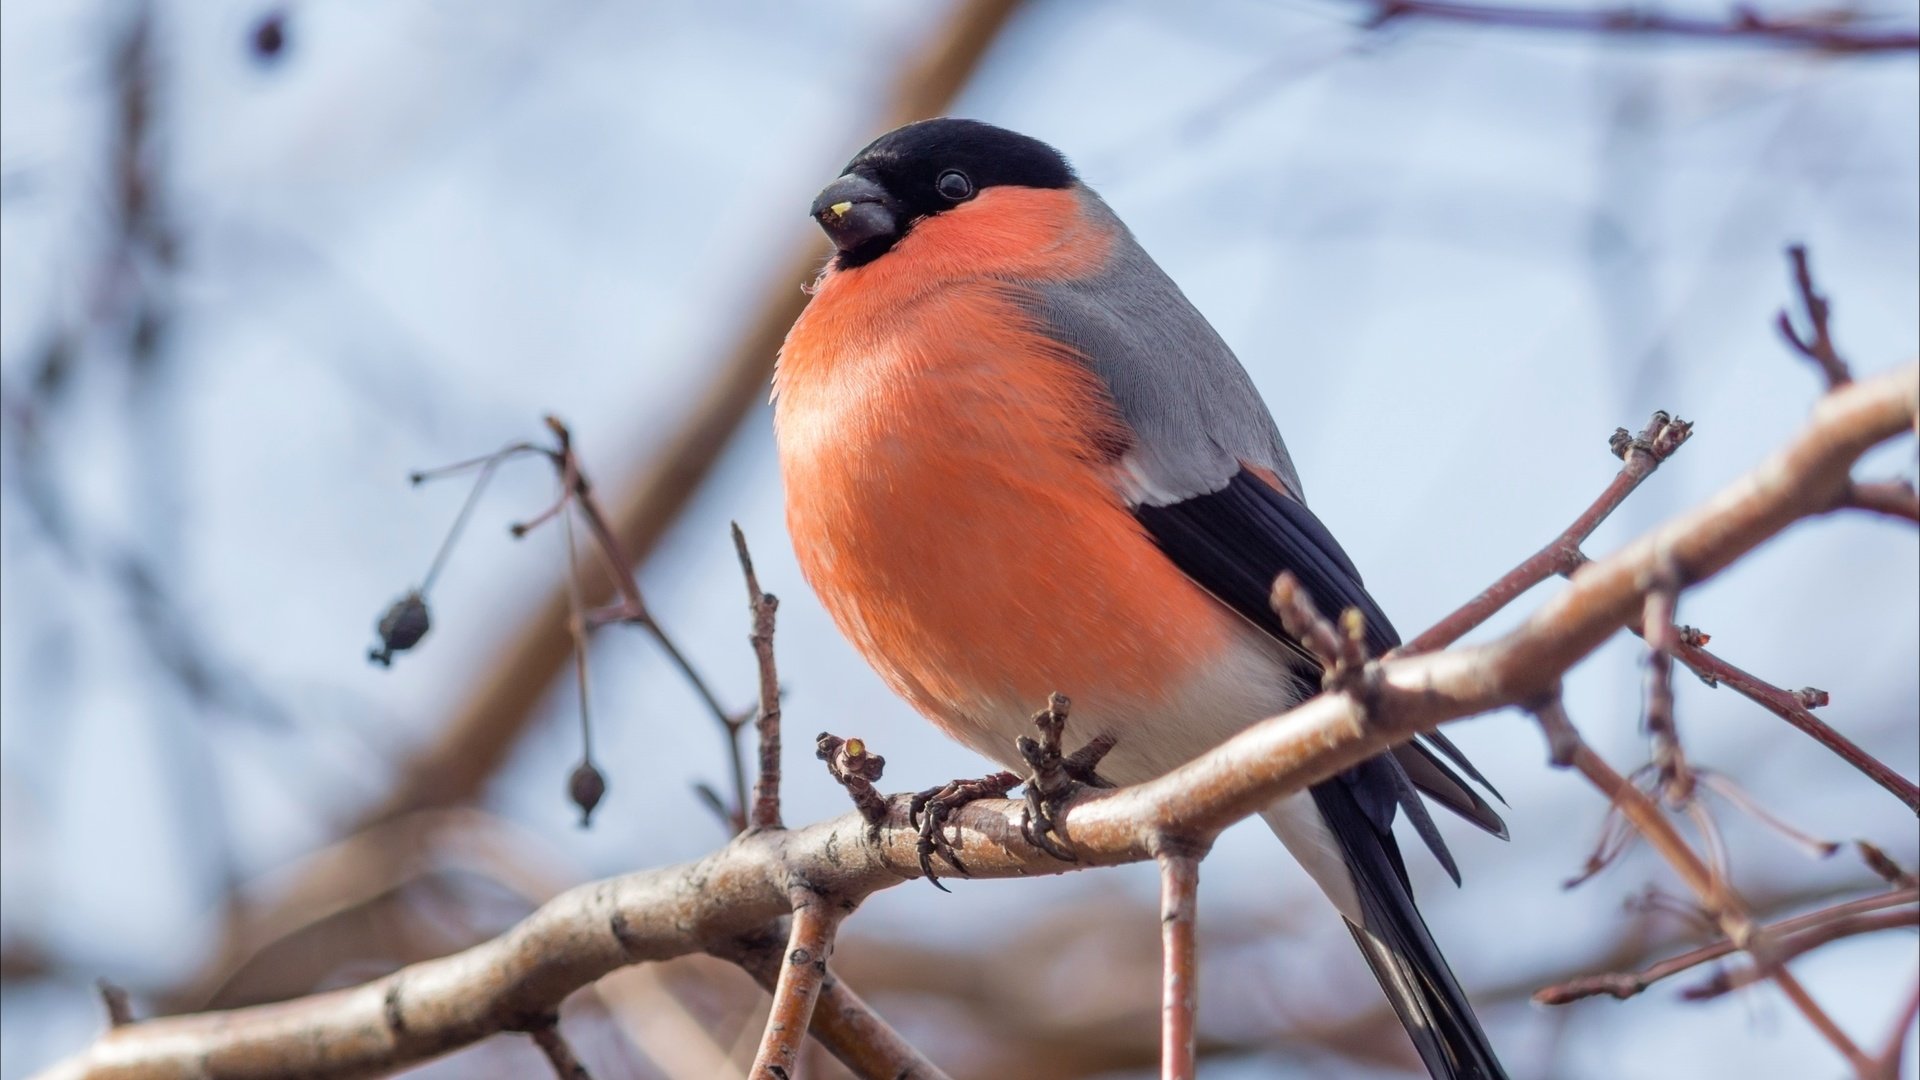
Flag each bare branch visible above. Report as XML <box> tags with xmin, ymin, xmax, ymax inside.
<box><xmin>1776</xmin><ymin>244</ymin><xmax>1853</xmax><ymax>388</ymax></box>
<box><xmin>1158</xmin><ymin>851</ymin><xmax>1201</xmax><ymax>1080</ymax></box>
<box><xmin>1680</xmin><ymin>907</ymin><xmax>1920</xmax><ymax>1000</ymax></box>
<box><xmin>96</xmin><ymin>980</ymin><xmax>133</xmax><ymax>1029</ymax></box>
<box><xmin>750</xmin><ymin>896</ymin><xmax>844</xmax><ymax>1078</ymax></box>
<box><xmin>1528</xmin><ymin>699</ymin><xmax>1874</xmax><ymax>1071</ymax></box>
<box><xmin>1366</xmin><ymin>0</ymin><xmax>1920</xmax><ymax>53</ymax></box>
<box><xmin>1668</xmin><ymin>638</ymin><xmax>1919</xmax><ymax>814</ymax></box>
<box><xmin>734</xmin><ymin>524</ymin><xmax>784</xmax><ymax>832</ymax></box>
<box><xmin>1401</xmin><ymin>409</ymin><xmax>1691</xmax><ymax>655</ymax></box>
<box><xmin>526</xmin><ymin>1015</ymin><xmax>593</xmax><ymax>1080</ymax></box>
<box><xmin>1844</xmin><ymin>479</ymin><xmax>1920</xmax><ymax>523</ymax></box>
<box><xmin>1536</xmin><ymin>887</ymin><xmax>1920</xmax><ymax>1004</ymax></box>
<box><xmin>45</xmin><ymin>363</ymin><xmax>1917</xmax><ymax>1080</ymax></box>
<box><xmin>1874</xmin><ymin>978</ymin><xmax>1920</xmax><ymax>1080</ymax></box>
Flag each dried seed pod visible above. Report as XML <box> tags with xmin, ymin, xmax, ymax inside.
<box><xmin>368</xmin><ymin>591</ymin><xmax>431</xmax><ymax>667</ymax></box>
<box><xmin>569</xmin><ymin>760</ymin><xmax>607</xmax><ymax>827</ymax></box>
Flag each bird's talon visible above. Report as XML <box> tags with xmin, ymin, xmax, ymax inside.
<box><xmin>909</xmin><ymin>773</ymin><xmax>1020</xmax><ymax>888</ymax></box>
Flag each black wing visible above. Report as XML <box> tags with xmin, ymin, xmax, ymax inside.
<box><xmin>1133</xmin><ymin>469</ymin><xmax>1506</xmax><ymax>862</ymax></box>
<box><xmin>1136</xmin><ymin>469</ymin><xmax>1512</xmax><ymax>1080</ymax></box>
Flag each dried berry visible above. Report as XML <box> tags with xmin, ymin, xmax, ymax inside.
<box><xmin>569</xmin><ymin>760</ymin><xmax>607</xmax><ymax>827</ymax></box>
<box><xmin>250</xmin><ymin>11</ymin><xmax>287</xmax><ymax>61</ymax></box>
<box><xmin>368</xmin><ymin>591</ymin><xmax>431</xmax><ymax>667</ymax></box>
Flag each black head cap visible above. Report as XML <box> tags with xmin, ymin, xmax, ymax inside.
<box><xmin>810</xmin><ymin>118</ymin><xmax>1076</xmax><ymax>268</ymax></box>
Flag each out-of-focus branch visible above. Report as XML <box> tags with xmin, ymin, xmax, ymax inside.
<box><xmin>1681</xmin><ymin>906</ymin><xmax>1920</xmax><ymax>1000</ymax></box>
<box><xmin>1530</xmin><ymin>699</ymin><xmax>1872</xmax><ymax>1072</ymax></box>
<box><xmin>1364</xmin><ymin>0</ymin><xmax>1920</xmax><ymax>53</ymax></box>
<box><xmin>1844</xmin><ymin>479</ymin><xmax>1920</xmax><ymax>523</ymax></box>
<box><xmin>43</xmin><ymin>363</ymin><xmax>1917</xmax><ymax>1080</ymax></box>
<box><xmin>1777</xmin><ymin>244</ymin><xmax>1853</xmax><ymax>389</ymax></box>
<box><xmin>527</xmin><ymin>1015</ymin><xmax>594</xmax><ymax>1080</ymax></box>
<box><xmin>1876</xmin><ymin>979</ymin><xmax>1920</xmax><ymax>1080</ymax></box>
<box><xmin>1537</xmin><ymin>886</ymin><xmax>1919</xmax><ymax>1004</ymax></box>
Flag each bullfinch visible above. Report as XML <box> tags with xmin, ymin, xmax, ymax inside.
<box><xmin>775</xmin><ymin>118</ymin><xmax>1509</xmax><ymax>1080</ymax></box>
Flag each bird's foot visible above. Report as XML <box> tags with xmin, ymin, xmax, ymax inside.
<box><xmin>1015</xmin><ymin>693</ymin><xmax>1116</xmax><ymax>863</ymax></box>
<box><xmin>909</xmin><ymin>771</ymin><xmax>1021</xmax><ymax>891</ymax></box>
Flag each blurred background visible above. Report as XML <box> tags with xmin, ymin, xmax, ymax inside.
<box><xmin>2</xmin><ymin>0</ymin><xmax>1917</xmax><ymax>1077</ymax></box>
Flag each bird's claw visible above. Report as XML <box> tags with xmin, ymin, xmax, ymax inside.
<box><xmin>1012</xmin><ymin>693</ymin><xmax>1116</xmax><ymax>864</ymax></box>
<box><xmin>910</xmin><ymin>773</ymin><xmax>1021</xmax><ymax>890</ymax></box>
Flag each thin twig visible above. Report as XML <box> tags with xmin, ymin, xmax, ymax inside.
<box><xmin>1365</xmin><ymin>0</ymin><xmax>1920</xmax><ymax>53</ymax></box>
<box><xmin>1157</xmin><ymin>849</ymin><xmax>1201</xmax><ymax>1080</ymax></box>
<box><xmin>1669</xmin><ymin>639</ymin><xmax>1919</xmax><ymax>815</ymax></box>
<box><xmin>1639</xmin><ymin>559</ymin><xmax>1693</xmax><ymax>806</ymax></box>
<box><xmin>559</xmin><ymin>508</ymin><xmax>606</xmax><ymax>826</ymax></box>
<box><xmin>1391</xmin><ymin>398</ymin><xmax>1915</xmax><ymax>814</ymax></box>
<box><xmin>1776</xmin><ymin>244</ymin><xmax>1853</xmax><ymax>388</ymax></box>
<box><xmin>1537</xmin><ymin>887</ymin><xmax>1920</xmax><ymax>1004</ymax></box>
<box><xmin>1531</xmin><ymin>699</ymin><xmax>1874</xmax><ymax>1073</ymax></box>
<box><xmin>526</xmin><ymin>1015</ymin><xmax>593</xmax><ymax>1080</ymax></box>
<box><xmin>751</xmin><ymin>896</ymin><xmax>843</xmax><ymax>1079</ymax></box>
<box><xmin>1844</xmin><ymin>479</ymin><xmax>1920</xmax><ymax>524</ymax></box>
<box><xmin>96</xmin><ymin>980</ymin><xmax>134</xmax><ymax>1028</ymax></box>
<box><xmin>1400</xmin><ymin>409</ymin><xmax>1691</xmax><ymax>655</ymax></box>
<box><xmin>1874</xmin><ymin>977</ymin><xmax>1920</xmax><ymax>1080</ymax></box>
<box><xmin>714</xmin><ymin>928</ymin><xmax>953</xmax><ymax>1080</ymax></box>
<box><xmin>734</xmin><ymin>523</ymin><xmax>783</xmax><ymax>832</ymax></box>
<box><xmin>1681</xmin><ymin>907</ymin><xmax>1920</xmax><ymax>1000</ymax></box>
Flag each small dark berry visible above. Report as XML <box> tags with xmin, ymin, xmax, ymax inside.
<box><xmin>250</xmin><ymin>11</ymin><xmax>287</xmax><ymax>61</ymax></box>
<box><xmin>570</xmin><ymin>761</ymin><xmax>607</xmax><ymax>827</ymax></box>
<box><xmin>369</xmin><ymin>591</ymin><xmax>431</xmax><ymax>666</ymax></box>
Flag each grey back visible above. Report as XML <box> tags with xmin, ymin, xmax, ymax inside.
<box><xmin>1023</xmin><ymin>188</ymin><xmax>1302</xmax><ymax>505</ymax></box>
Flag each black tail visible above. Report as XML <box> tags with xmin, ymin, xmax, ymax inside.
<box><xmin>1313</xmin><ymin>779</ymin><xmax>1508</xmax><ymax>1080</ymax></box>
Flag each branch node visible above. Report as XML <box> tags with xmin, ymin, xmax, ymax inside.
<box><xmin>1793</xmin><ymin>686</ymin><xmax>1830</xmax><ymax>710</ymax></box>
<box><xmin>816</xmin><ymin>732</ymin><xmax>890</xmax><ymax>827</ymax></box>
<box><xmin>526</xmin><ymin>1014</ymin><xmax>593</xmax><ymax>1080</ymax></box>
<box><xmin>96</xmin><ymin>979</ymin><xmax>133</xmax><ymax>1028</ymax></box>
<box><xmin>1777</xmin><ymin>244</ymin><xmax>1852</xmax><ymax>389</ymax></box>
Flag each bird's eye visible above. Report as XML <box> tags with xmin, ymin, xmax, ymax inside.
<box><xmin>936</xmin><ymin>170</ymin><xmax>974</xmax><ymax>201</ymax></box>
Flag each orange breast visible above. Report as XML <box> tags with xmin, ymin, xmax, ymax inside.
<box><xmin>774</xmin><ymin>188</ymin><xmax>1237</xmax><ymax>745</ymax></box>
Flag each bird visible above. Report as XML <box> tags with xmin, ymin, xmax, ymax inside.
<box><xmin>774</xmin><ymin>117</ymin><xmax>1510</xmax><ymax>1080</ymax></box>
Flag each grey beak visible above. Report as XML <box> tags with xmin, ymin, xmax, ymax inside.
<box><xmin>810</xmin><ymin>173</ymin><xmax>898</xmax><ymax>253</ymax></box>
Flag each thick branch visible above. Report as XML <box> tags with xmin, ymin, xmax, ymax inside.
<box><xmin>44</xmin><ymin>364</ymin><xmax>1915</xmax><ymax>1080</ymax></box>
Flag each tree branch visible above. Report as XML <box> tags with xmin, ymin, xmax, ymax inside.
<box><xmin>750</xmin><ymin>896</ymin><xmax>844</xmax><ymax>1078</ymax></box>
<box><xmin>1158</xmin><ymin>850</ymin><xmax>1202</xmax><ymax>1080</ymax></box>
<box><xmin>1400</xmin><ymin>409</ymin><xmax>1692</xmax><ymax>655</ymax></box>
<box><xmin>1535</xmin><ymin>887</ymin><xmax>1920</xmax><ymax>1004</ymax></box>
<box><xmin>1365</xmin><ymin>0</ymin><xmax>1920</xmax><ymax>53</ymax></box>
<box><xmin>44</xmin><ymin>363</ymin><xmax>1915</xmax><ymax>1080</ymax></box>
<box><xmin>526</xmin><ymin>1015</ymin><xmax>593</xmax><ymax>1080</ymax></box>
